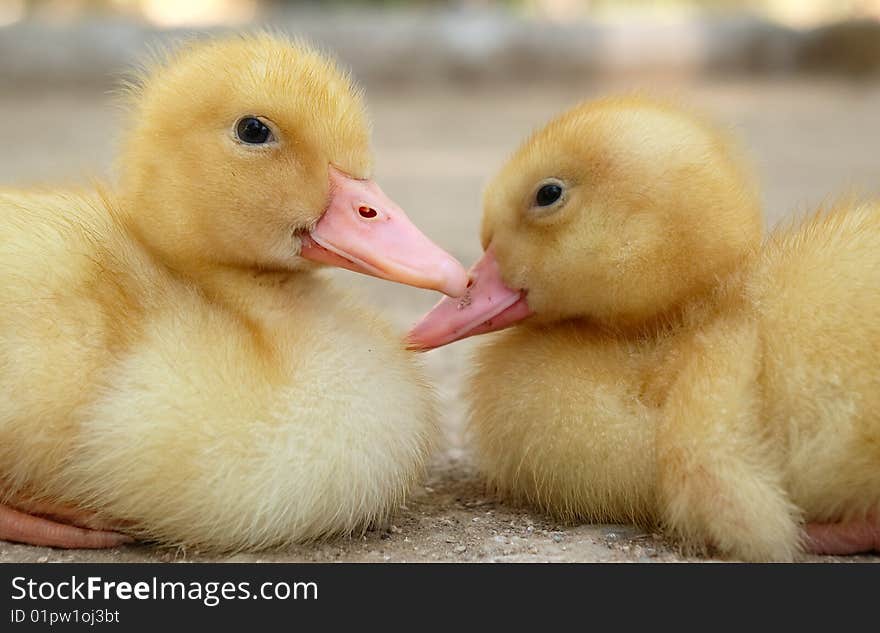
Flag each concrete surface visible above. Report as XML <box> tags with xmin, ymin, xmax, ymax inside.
<box><xmin>1</xmin><ymin>77</ymin><xmax>879</xmax><ymax>562</ymax></box>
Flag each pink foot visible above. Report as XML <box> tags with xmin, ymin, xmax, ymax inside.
<box><xmin>805</xmin><ymin>516</ymin><xmax>880</xmax><ymax>555</ymax></box>
<box><xmin>0</xmin><ymin>501</ymin><xmax>133</xmax><ymax>549</ymax></box>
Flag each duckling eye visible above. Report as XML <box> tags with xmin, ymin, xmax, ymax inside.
<box><xmin>535</xmin><ymin>183</ymin><xmax>563</xmax><ymax>207</ymax></box>
<box><xmin>235</xmin><ymin>117</ymin><xmax>274</xmax><ymax>145</ymax></box>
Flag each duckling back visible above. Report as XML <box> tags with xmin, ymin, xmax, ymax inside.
<box><xmin>0</xmin><ymin>189</ymin><xmax>152</xmax><ymax>495</ymax></box>
<box><xmin>752</xmin><ymin>200</ymin><xmax>880</xmax><ymax>521</ymax></box>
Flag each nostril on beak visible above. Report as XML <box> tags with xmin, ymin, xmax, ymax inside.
<box><xmin>358</xmin><ymin>205</ymin><xmax>378</xmax><ymax>219</ymax></box>
<box><xmin>466</xmin><ymin>277</ymin><xmax>475</xmax><ymax>289</ymax></box>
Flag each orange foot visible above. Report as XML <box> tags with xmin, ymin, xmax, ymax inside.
<box><xmin>0</xmin><ymin>497</ymin><xmax>133</xmax><ymax>549</ymax></box>
<box><xmin>805</xmin><ymin>516</ymin><xmax>880</xmax><ymax>556</ymax></box>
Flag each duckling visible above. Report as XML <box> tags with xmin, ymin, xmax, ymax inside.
<box><xmin>0</xmin><ymin>34</ymin><xmax>468</xmax><ymax>551</ymax></box>
<box><xmin>409</xmin><ymin>96</ymin><xmax>880</xmax><ymax>561</ymax></box>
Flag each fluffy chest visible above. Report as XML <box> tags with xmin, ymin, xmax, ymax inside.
<box><xmin>467</xmin><ymin>324</ymin><xmax>659</xmax><ymax>522</ymax></box>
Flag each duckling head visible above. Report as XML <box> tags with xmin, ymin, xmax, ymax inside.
<box><xmin>409</xmin><ymin>95</ymin><xmax>762</xmax><ymax>348</ymax></box>
<box><xmin>119</xmin><ymin>33</ymin><xmax>467</xmax><ymax>296</ymax></box>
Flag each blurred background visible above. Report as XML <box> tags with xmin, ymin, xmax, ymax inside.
<box><xmin>3</xmin><ymin>1</ymin><xmax>880</xmax><ymax>215</ymax></box>
<box><xmin>2</xmin><ymin>2</ymin><xmax>880</xmax><ymax>562</ymax></box>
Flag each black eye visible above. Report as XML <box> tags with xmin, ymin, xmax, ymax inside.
<box><xmin>535</xmin><ymin>183</ymin><xmax>563</xmax><ymax>207</ymax></box>
<box><xmin>235</xmin><ymin>117</ymin><xmax>273</xmax><ymax>144</ymax></box>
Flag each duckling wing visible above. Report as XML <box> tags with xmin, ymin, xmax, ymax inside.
<box><xmin>0</xmin><ymin>190</ymin><xmax>149</xmax><ymax>503</ymax></box>
<box><xmin>754</xmin><ymin>200</ymin><xmax>880</xmax><ymax>520</ymax></box>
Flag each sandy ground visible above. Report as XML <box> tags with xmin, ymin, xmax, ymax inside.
<box><xmin>1</xmin><ymin>77</ymin><xmax>880</xmax><ymax>563</ymax></box>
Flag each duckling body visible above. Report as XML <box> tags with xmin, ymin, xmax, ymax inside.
<box><xmin>469</xmin><ymin>202</ymin><xmax>880</xmax><ymax>560</ymax></box>
<box><xmin>0</xmin><ymin>189</ymin><xmax>435</xmax><ymax>550</ymax></box>
<box><xmin>411</xmin><ymin>97</ymin><xmax>880</xmax><ymax>560</ymax></box>
<box><xmin>0</xmin><ymin>35</ymin><xmax>466</xmax><ymax>551</ymax></box>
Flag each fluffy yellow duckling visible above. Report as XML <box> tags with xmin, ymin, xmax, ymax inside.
<box><xmin>0</xmin><ymin>34</ymin><xmax>468</xmax><ymax>551</ymax></box>
<box><xmin>409</xmin><ymin>96</ymin><xmax>880</xmax><ymax>561</ymax></box>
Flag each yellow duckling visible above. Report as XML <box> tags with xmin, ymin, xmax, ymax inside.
<box><xmin>0</xmin><ymin>34</ymin><xmax>468</xmax><ymax>551</ymax></box>
<box><xmin>409</xmin><ymin>96</ymin><xmax>880</xmax><ymax>561</ymax></box>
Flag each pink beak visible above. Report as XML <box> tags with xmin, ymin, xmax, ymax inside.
<box><xmin>407</xmin><ymin>247</ymin><xmax>533</xmax><ymax>350</ymax></box>
<box><xmin>300</xmin><ymin>166</ymin><xmax>468</xmax><ymax>298</ymax></box>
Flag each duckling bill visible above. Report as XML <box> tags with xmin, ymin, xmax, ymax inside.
<box><xmin>302</xmin><ymin>166</ymin><xmax>467</xmax><ymax>297</ymax></box>
<box><xmin>408</xmin><ymin>246</ymin><xmax>531</xmax><ymax>350</ymax></box>
<box><xmin>0</xmin><ymin>34</ymin><xmax>466</xmax><ymax>551</ymax></box>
